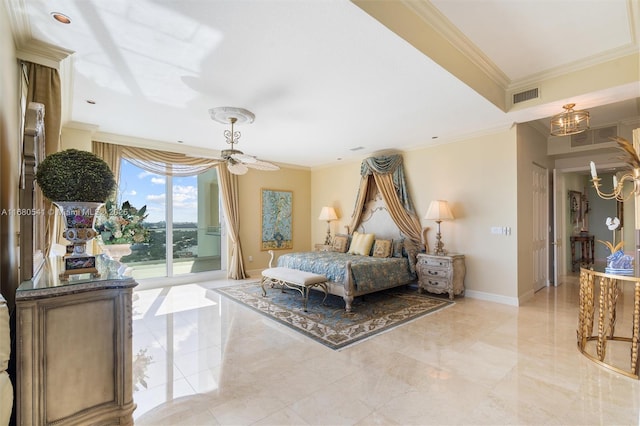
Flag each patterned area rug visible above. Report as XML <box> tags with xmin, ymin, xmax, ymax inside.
<box><xmin>215</xmin><ymin>282</ymin><xmax>453</xmax><ymax>350</ymax></box>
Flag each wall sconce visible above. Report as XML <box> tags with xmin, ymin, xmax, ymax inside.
<box><xmin>425</xmin><ymin>200</ymin><xmax>454</xmax><ymax>256</ymax></box>
<box><xmin>318</xmin><ymin>206</ymin><xmax>338</xmax><ymax>245</ymax></box>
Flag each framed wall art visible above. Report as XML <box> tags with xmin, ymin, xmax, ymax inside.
<box><xmin>261</xmin><ymin>189</ymin><xmax>293</xmax><ymax>250</ymax></box>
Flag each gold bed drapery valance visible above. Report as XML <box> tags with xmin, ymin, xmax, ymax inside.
<box><xmin>349</xmin><ymin>154</ymin><xmax>423</xmax><ymax>247</ymax></box>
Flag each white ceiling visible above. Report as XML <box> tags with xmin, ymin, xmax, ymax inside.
<box><xmin>5</xmin><ymin>0</ymin><xmax>640</xmax><ymax>168</ymax></box>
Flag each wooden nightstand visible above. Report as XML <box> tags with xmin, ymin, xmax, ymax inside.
<box><xmin>416</xmin><ymin>253</ymin><xmax>466</xmax><ymax>300</ymax></box>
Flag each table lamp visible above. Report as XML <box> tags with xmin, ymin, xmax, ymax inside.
<box><xmin>425</xmin><ymin>200</ymin><xmax>454</xmax><ymax>255</ymax></box>
<box><xmin>318</xmin><ymin>206</ymin><xmax>338</xmax><ymax>245</ymax></box>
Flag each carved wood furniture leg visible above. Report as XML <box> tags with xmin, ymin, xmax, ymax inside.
<box><xmin>343</xmin><ymin>260</ymin><xmax>354</xmax><ymax>312</ymax></box>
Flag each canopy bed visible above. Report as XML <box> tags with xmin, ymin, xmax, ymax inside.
<box><xmin>268</xmin><ymin>154</ymin><xmax>428</xmax><ymax>312</ymax></box>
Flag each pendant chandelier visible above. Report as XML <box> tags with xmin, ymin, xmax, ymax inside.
<box><xmin>550</xmin><ymin>103</ymin><xmax>590</xmax><ymax>136</ymax></box>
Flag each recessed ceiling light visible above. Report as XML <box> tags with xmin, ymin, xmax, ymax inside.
<box><xmin>432</xmin><ymin>136</ymin><xmax>438</xmax><ymax>139</ymax></box>
<box><xmin>85</xmin><ymin>99</ymin><xmax>96</xmax><ymax>105</ymax></box>
<box><xmin>177</xmin><ymin>140</ymin><xmax>184</xmax><ymax>144</ymax></box>
<box><xmin>51</xmin><ymin>12</ymin><xmax>71</xmax><ymax>24</ymax></box>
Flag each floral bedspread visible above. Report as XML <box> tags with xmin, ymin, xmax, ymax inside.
<box><xmin>276</xmin><ymin>251</ymin><xmax>416</xmax><ymax>293</ymax></box>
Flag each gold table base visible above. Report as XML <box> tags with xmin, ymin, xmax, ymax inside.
<box><xmin>578</xmin><ymin>268</ymin><xmax>640</xmax><ymax>379</ymax></box>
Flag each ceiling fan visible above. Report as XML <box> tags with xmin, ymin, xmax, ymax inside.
<box><xmin>209</xmin><ymin>106</ymin><xmax>280</xmax><ymax>175</ymax></box>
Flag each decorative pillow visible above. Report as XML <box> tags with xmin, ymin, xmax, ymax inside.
<box><xmin>347</xmin><ymin>232</ymin><xmax>375</xmax><ymax>256</ymax></box>
<box><xmin>392</xmin><ymin>238</ymin><xmax>405</xmax><ymax>258</ymax></box>
<box><xmin>332</xmin><ymin>234</ymin><xmax>350</xmax><ymax>253</ymax></box>
<box><xmin>372</xmin><ymin>239</ymin><xmax>393</xmax><ymax>258</ymax></box>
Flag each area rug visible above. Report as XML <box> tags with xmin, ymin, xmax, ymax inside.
<box><xmin>215</xmin><ymin>282</ymin><xmax>453</xmax><ymax>350</ymax></box>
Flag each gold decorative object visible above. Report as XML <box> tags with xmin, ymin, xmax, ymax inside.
<box><xmin>550</xmin><ymin>103</ymin><xmax>590</xmax><ymax>136</ymax></box>
<box><xmin>578</xmin><ymin>268</ymin><xmax>640</xmax><ymax>379</ymax></box>
<box><xmin>590</xmin><ymin>136</ymin><xmax>640</xmax><ymax>201</ymax></box>
<box><xmin>590</xmin><ymin>132</ymin><xmax>640</xmax><ymax>277</ymax></box>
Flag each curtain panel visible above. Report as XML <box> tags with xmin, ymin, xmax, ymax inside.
<box><xmin>25</xmin><ymin>61</ymin><xmax>62</xmax><ymax>257</ymax></box>
<box><xmin>92</xmin><ymin>141</ymin><xmax>247</xmax><ymax>279</ymax></box>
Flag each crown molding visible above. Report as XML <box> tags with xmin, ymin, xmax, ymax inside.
<box><xmin>401</xmin><ymin>0</ymin><xmax>510</xmax><ymax>89</ymax></box>
<box><xmin>508</xmin><ymin>46</ymin><xmax>640</xmax><ymax>92</ymax></box>
<box><xmin>5</xmin><ymin>0</ymin><xmax>74</xmax><ymax>69</ymax></box>
<box><xmin>63</xmin><ymin>121</ymin><xmax>99</xmax><ymax>133</ymax></box>
<box><xmin>16</xmin><ymin>39</ymin><xmax>74</xmax><ymax>70</ymax></box>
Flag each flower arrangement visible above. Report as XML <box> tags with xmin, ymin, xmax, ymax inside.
<box><xmin>96</xmin><ymin>200</ymin><xmax>150</xmax><ymax>245</ymax></box>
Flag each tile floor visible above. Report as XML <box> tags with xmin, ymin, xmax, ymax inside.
<box><xmin>131</xmin><ymin>275</ymin><xmax>640</xmax><ymax>425</ymax></box>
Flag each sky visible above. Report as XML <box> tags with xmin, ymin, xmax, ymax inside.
<box><xmin>115</xmin><ymin>159</ymin><xmax>199</xmax><ymax>223</ymax></box>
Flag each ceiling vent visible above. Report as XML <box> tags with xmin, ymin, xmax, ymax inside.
<box><xmin>512</xmin><ymin>88</ymin><xmax>539</xmax><ymax>104</ymax></box>
<box><xmin>570</xmin><ymin>125</ymin><xmax>618</xmax><ymax>147</ymax></box>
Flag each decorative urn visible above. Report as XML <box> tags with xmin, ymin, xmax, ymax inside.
<box><xmin>35</xmin><ymin>149</ymin><xmax>117</xmax><ymax>277</ymax></box>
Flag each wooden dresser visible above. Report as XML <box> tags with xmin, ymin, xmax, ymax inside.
<box><xmin>416</xmin><ymin>253</ymin><xmax>466</xmax><ymax>300</ymax></box>
<box><xmin>16</xmin><ymin>256</ymin><xmax>137</xmax><ymax>425</ymax></box>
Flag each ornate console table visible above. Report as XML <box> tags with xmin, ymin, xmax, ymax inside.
<box><xmin>16</xmin><ymin>255</ymin><xmax>137</xmax><ymax>425</ymax></box>
<box><xmin>578</xmin><ymin>267</ymin><xmax>640</xmax><ymax>379</ymax></box>
<box><xmin>570</xmin><ymin>235</ymin><xmax>594</xmax><ymax>272</ymax></box>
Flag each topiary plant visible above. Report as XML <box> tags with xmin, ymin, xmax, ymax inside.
<box><xmin>35</xmin><ymin>149</ymin><xmax>117</xmax><ymax>202</ymax></box>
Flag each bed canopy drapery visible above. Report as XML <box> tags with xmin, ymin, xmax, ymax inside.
<box><xmin>348</xmin><ymin>154</ymin><xmax>426</xmax><ymax>252</ymax></box>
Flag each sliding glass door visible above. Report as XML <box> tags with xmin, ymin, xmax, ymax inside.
<box><xmin>117</xmin><ymin>160</ymin><xmax>223</xmax><ymax>279</ymax></box>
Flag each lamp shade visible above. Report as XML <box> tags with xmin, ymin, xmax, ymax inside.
<box><xmin>318</xmin><ymin>206</ymin><xmax>338</xmax><ymax>221</ymax></box>
<box><xmin>425</xmin><ymin>200</ymin><xmax>454</xmax><ymax>221</ymax></box>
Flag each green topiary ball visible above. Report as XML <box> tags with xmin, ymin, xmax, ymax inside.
<box><xmin>35</xmin><ymin>149</ymin><xmax>117</xmax><ymax>202</ymax></box>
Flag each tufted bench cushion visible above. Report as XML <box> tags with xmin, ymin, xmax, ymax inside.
<box><xmin>260</xmin><ymin>267</ymin><xmax>328</xmax><ymax>311</ymax></box>
<box><xmin>262</xmin><ymin>267</ymin><xmax>327</xmax><ymax>286</ymax></box>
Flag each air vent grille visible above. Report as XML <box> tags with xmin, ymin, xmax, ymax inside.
<box><xmin>570</xmin><ymin>125</ymin><xmax>618</xmax><ymax>147</ymax></box>
<box><xmin>512</xmin><ymin>88</ymin><xmax>539</xmax><ymax>104</ymax></box>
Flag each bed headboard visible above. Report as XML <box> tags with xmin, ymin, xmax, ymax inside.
<box><xmin>355</xmin><ymin>190</ymin><xmax>403</xmax><ymax>241</ymax></box>
<box><xmin>348</xmin><ymin>188</ymin><xmax>429</xmax><ymax>252</ymax></box>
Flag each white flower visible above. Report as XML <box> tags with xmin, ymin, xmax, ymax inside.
<box><xmin>606</xmin><ymin>217</ymin><xmax>620</xmax><ymax>231</ymax></box>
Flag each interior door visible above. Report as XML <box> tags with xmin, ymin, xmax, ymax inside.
<box><xmin>552</xmin><ymin>169</ymin><xmax>560</xmax><ymax>286</ymax></box>
<box><xmin>533</xmin><ymin>163</ymin><xmax>549</xmax><ymax>291</ymax></box>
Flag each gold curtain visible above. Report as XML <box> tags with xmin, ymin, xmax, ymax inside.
<box><xmin>92</xmin><ymin>141</ymin><xmax>246</xmax><ymax>279</ymax></box>
<box><xmin>349</xmin><ymin>156</ymin><xmax>422</xmax><ymax>241</ymax></box>
<box><xmin>120</xmin><ymin>146</ymin><xmax>221</xmax><ymax>176</ymax></box>
<box><xmin>25</xmin><ymin>61</ymin><xmax>62</xmax><ymax>257</ymax></box>
<box><xmin>25</xmin><ymin>62</ymin><xmax>61</xmax><ymax>155</ymax></box>
<box><xmin>348</xmin><ymin>177</ymin><xmax>370</xmax><ymax>234</ymax></box>
<box><xmin>217</xmin><ymin>165</ymin><xmax>247</xmax><ymax>279</ymax></box>
<box><xmin>92</xmin><ymin>141</ymin><xmax>122</xmax><ymax>186</ymax></box>
<box><xmin>372</xmin><ymin>173</ymin><xmax>423</xmax><ymax>244</ymax></box>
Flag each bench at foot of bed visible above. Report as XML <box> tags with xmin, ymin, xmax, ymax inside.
<box><xmin>261</xmin><ymin>267</ymin><xmax>329</xmax><ymax>312</ymax></box>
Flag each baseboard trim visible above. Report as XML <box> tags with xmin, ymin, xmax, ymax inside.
<box><xmin>464</xmin><ymin>289</ymin><xmax>519</xmax><ymax>306</ymax></box>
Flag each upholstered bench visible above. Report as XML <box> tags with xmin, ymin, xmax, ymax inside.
<box><xmin>261</xmin><ymin>267</ymin><xmax>328</xmax><ymax>312</ymax></box>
